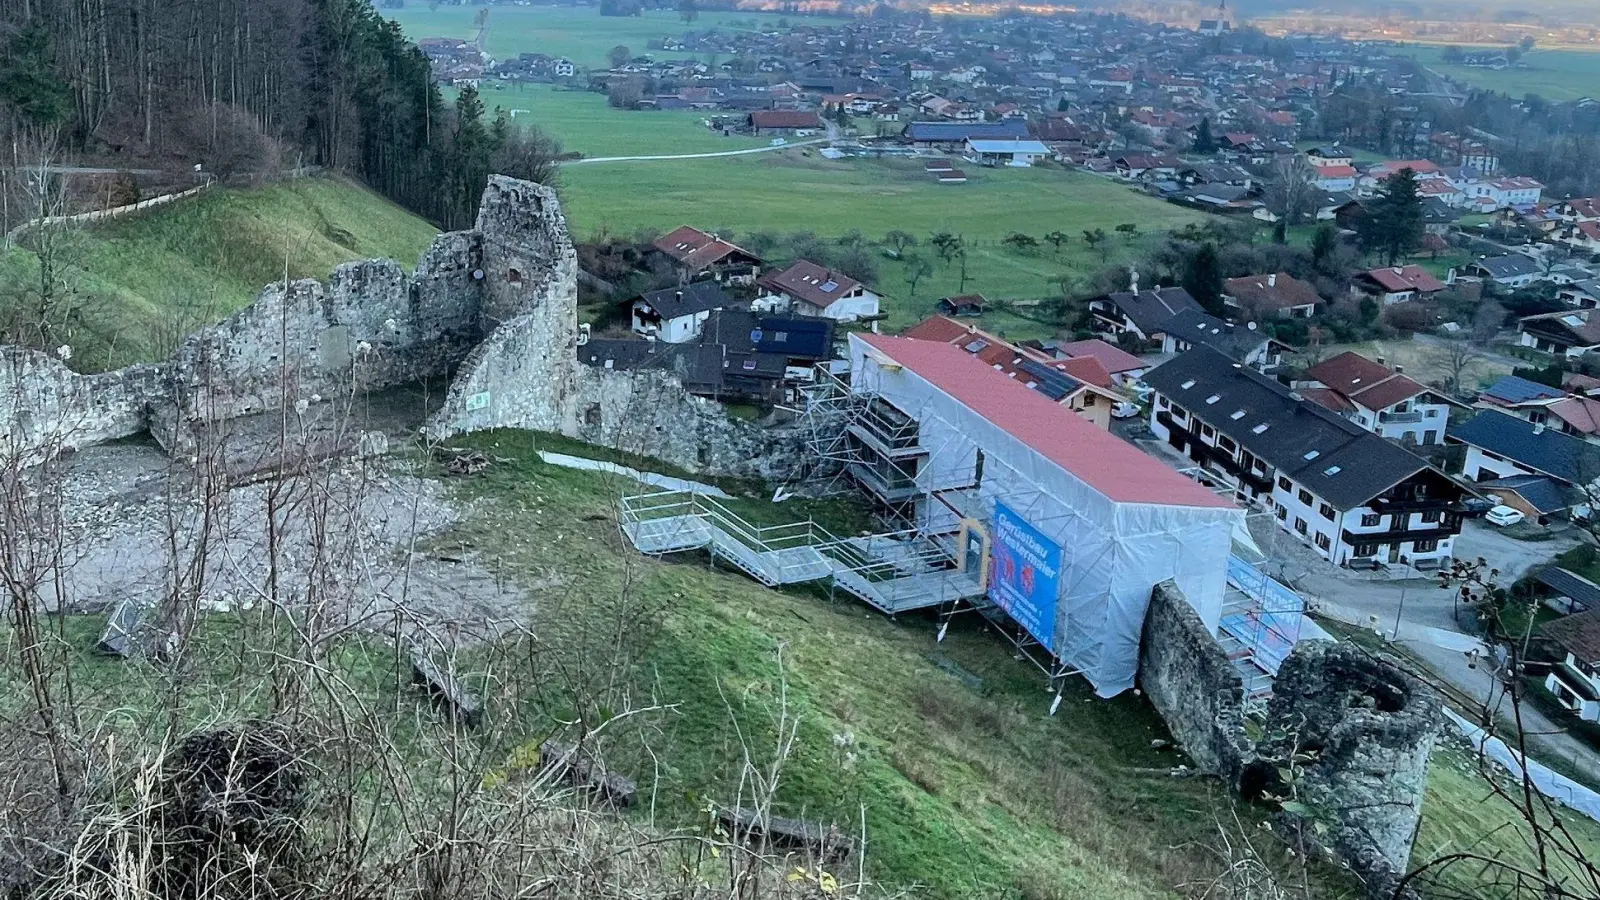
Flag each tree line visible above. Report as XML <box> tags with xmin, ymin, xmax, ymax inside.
<box><xmin>0</xmin><ymin>0</ymin><xmax>557</xmax><ymax>231</ymax></box>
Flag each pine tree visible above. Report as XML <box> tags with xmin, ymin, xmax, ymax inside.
<box><xmin>1361</xmin><ymin>168</ymin><xmax>1425</xmax><ymax>266</ymax></box>
<box><xmin>1193</xmin><ymin>116</ymin><xmax>1217</xmax><ymax>155</ymax></box>
<box><xmin>1182</xmin><ymin>243</ymin><xmax>1226</xmax><ymax>316</ymax></box>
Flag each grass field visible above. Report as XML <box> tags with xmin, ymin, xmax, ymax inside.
<box><xmin>385</xmin><ymin>5</ymin><xmax>848</xmax><ymax>69</ymax></box>
<box><xmin>559</xmin><ymin>153</ymin><xmax>1207</xmax><ymax>334</ymax></box>
<box><xmin>0</xmin><ymin>176</ymin><xmax>439</xmax><ymax>371</ymax></box>
<box><xmin>476</xmin><ymin>82</ymin><xmax>765</xmax><ymax>157</ymax></box>
<box><xmin>1398</xmin><ymin>45</ymin><xmax>1600</xmax><ymax>102</ymax></box>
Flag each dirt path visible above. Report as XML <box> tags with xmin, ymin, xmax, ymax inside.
<box><xmin>564</xmin><ymin>138</ymin><xmax>830</xmax><ymax>166</ymax></box>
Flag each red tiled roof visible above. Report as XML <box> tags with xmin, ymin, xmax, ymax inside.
<box><xmin>902</xmin><ymin>315</ymin><xmax>971</xmax><ymax>342</ymax></box>
<box><xmin>758</xmin><ymin>260</ymin><xmax>864</xmax><ymax>310</ymax></box>
<box><xmin>1312</xmin><ymin>164</ymin><xmax>1357</xmax><ymax>178</ymax></box>
<box><xmin>1548</xmin><ymin>396</ymin><xmax>1600</xmax><ymax>435</ymax></box>
<box><xmin>1305</xmin><ymin>351</ymin><xmax>1428</xmax><ymax>412</ymax></box>
<box><xmin>749</xmin><ymin>110</ymin><xmax>821</xmax><ymax>129</ymax></box>
<box><xmin>857</xmin><ymin>334</ymin><xmax>1234</xmax><ymax>509</ymax></box>
<box><xmin>1224</xmin><ymin>272</ymin><xmax>1320</xmax><ymax>311</ymax></box>
<box><xmin>1362</xmin><ymin>265</ymin><xmax>1445</xmax><ymax>294</ymax></box>
<box><xmin>902</xmin><ymin>316</ymin><xmax>1115</xmax><ymax>389</ymax></box>
<box><xmin>1054</xmin><ymin>339</ymin><xmax>1145</xmax><ymax>374</ymax></box>
<box><xmin>1300</xmin><ymin>387</ymin><xmax>1357</xmax><ymax>415</ymax></box>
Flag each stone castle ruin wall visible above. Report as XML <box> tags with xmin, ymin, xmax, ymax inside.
<box><xmin>0</xmin><ymin>175</ymin><xmax>808</xmax><ymax>479</ymax></box>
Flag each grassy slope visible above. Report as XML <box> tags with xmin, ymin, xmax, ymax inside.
<box><xmin>1398</xmin><ymin>45</ymin><xmax>1600</xmax><ymax>102</ymax></box>
<box><xmin>476</xmin><ymin>82</ymin><xmax>767</xmax><ymax>157</ymax></box>
<box><xmin>2</xmin><ymin>176</ymin><xmax>439</xmax><ymax>371</ymax></box>
<box><xmin>385</xmin><ymin>5</ymin><xmax>850</xmax><ymax>69</ymax></box>
<box><xmin>16</xmin><ymin>431</ymin><xmax>1600</xmax><ymax>898</ymax></box>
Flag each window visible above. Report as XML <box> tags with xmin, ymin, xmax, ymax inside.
<box><xmin>1319</xmin><ymin>503</ymin><xmax>1335</xmax><ymax>520</ymax></box>
<box><xmin>1297</xmin><ymin>489</ymin><xmax>1313</xmax><ymax>505</ymax></box>
<box><xmin>1252</xmin><ymin>423</ymin><xmax>1270</xmax><ymax>434</ymax></box>
<box><xmin>1315</xmin><ymin>533</ymin><xmax>1331</xmax><ymax>551</ymax></box>
<box><xmin>1083</xmin><ymin>393</ymin><xmax>1097</xmax><ymax>406</ymax></box>
<box><xmin>1218</xmin><ymin>436</ymin><xmax>1236</xmax><ymax>453</ymax></box>
<box><xmin>1421</xmin><ymin>510</ymin><xmax>1441</xmax><ymax>524</ymax></box>
<box><xmin>1294</xmin><ymin>518</ymin><xmax>1308</xmax><ymax>535</ymax></box>
<box><xmin>1354</xmin><ymin>543</ymin><xmax>1377</xmax><ymax>558</ymax></box>
<box><xmin>1414</xmin><ymin>539</ymin><xmax>1439</xmax><ymax>553</ymax></box>
<box><xmin>774</xmin><ymin>331</ymin><xmax>788</xmax><ymax>343</ymax></box>
<box><xmin>1276</xmin><ymin>506</ymin><xmax>1288</xmax><ymax>521</ymax></box>
<box><xmin>1277</xmin><ymin>476</ymin><xmax>1292</xmax><ymax>491</ymax></box>
<box><xmin>1200</xmin><ymin>424</ymin><xmax>1215</xmax><ymax>440</ymax></box>
<box><xmin>1361</xmin><ymin>513</ymin><xmax>1382</xmax><ymax>527</ymax></box>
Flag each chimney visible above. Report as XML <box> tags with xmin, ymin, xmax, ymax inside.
<box><xmin>1395</xmin><ymin>364</ymin><xmax>1404</xmax><ymax>374</ymax></box>
<box><xmin>1377</xmin><ymin>356</ymin><xmax>1387</xmax><ymax>366</ymax></box>
<box><xmin>1534</xmin><ymin>422</ymin><xmax>1546</xmax><ymax>435</ymax></box>
<box><xmin>1393</xmin><ymin>266</ymin><xmax>1404</xmax><ymax>275</ymax></box>
<box><xmin>1268</xmin><ymin>273</ymin><xmax>1277</xmax><ymax>287</ymax></box>
<box><xmin>1129</xmin><ymin>267</ymin><xmax>1140</xmax><ymax>295</ymax></box>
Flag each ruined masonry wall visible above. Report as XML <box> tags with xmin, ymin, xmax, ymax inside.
<box><xmin>428</xmin><ymin>176</ymin><xmax>814</xmax><ymax>481</ymax></box>
<box><xmin>165</xmin><ymin>232</ymin><xmax>486</xmax><ymax>443</ymax></box>
<box><xmin>0</xmin><ymin>349</ymin><xmax>169</xmax><ymax>457</ymax></box>
<box><xmin>1137</xmin><ymin>580</ymin><xmax>1251</xmax><ymax>779</ymax></box>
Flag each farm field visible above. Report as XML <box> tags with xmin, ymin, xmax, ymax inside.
<box><xmin>559</xmin><ymin>153</ymin><xmax>1208</xmax><ymax>333</ymax></box>
<box><xmin>0</xmin><ymin>176</ymin><xmax>439</xmax><ymax>372</ymax></box>
<box><xmin>384</xmin><ymin>4</ymin><xmax>848</xmax><ymax>69</ymax></box>
<box><xmin>475</xmin><ymin>82</ymin><xmax>765</xmax><ymax>157</ymax></box>
<box><xmin>1397</xmin><ymin>45</ymin><xmax>1600</xmax><ymax>102</ymax></box>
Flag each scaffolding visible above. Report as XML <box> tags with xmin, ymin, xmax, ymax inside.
<box><xmin>618</xmin><ymin>490</ymin><xmax>986</xmax><ymax>615</ymax></box>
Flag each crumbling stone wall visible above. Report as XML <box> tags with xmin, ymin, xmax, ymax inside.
<box><xmin>1137</xmin><ymin>580</ymin><xmax>1251</xmax><ymax>779</ymax></box>
<box><xmin>1262</xmin><ymin>642</ymin><xmax>1439</xmax><ymax>898</ymax></box>
<box><xmin>426</xmin><ymin>176</ymin><xmax>816</xmax><ymax>481</ymax></box>
<box><xmin>161</xmin><ymin>234</ymin><xmax>487</xmax><ymax>451</ymax></box>
<box><xmin>0</xmin><ymin>348</ymin><xmax>168</xmax><ymax>459</ymax></box>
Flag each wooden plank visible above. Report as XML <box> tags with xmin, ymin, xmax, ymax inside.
<box><xmin>538</xmin><ymin>740</ymin><xmax>638</xmax><ymax>808</ymax></box>
<box><xmin>409</xmin><ymin>653</ymin><xmax>484</xmax><ymax>729</ymax></box>
<box><xmin>717</xmin><ymin>807</ymin><xmax>854</xmax><ymax>862</ymax></box>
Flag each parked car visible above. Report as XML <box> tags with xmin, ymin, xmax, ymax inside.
<box><xmin>1130</xmin><ymin>381</ymin><xmax>1155</xmax><ymax>402</ymax></box>
<box><xmin>1484</xmin><ymin>505</ymin><xmax>1526</xmax><ymax>527</ymax></box>
<box><xmin>1111</xmin><ymin>401</ymin><xmax>1141</xmax><ymax>419</ymax></box>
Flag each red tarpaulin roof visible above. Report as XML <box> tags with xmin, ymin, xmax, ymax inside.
<box><xmin>858</xmin><ymin>334</ymin><xmax>1234</xmax><ymax>509</ymax></box>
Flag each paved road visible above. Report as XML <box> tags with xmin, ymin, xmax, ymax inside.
<box><xmin>564</xmin><ymin>137</ymin><xmax>829</xmax><ymax>166</ymax></box>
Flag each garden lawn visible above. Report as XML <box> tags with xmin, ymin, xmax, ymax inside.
<box><xmin>384</xmin><ymin>5</ymin><xmax>848</xmax><ymax>69</ymax></box>
<box><xmin>558</xmin><ymin>153</ymin><xmax>1207</xmax><ymax>331</ymax></box>
<box><xmin>475</xmin><ymin>82</ymin><xmax>766</xmax><ymax>157</ymax></box>
<box><xmin>1396</xmin><ymin>45</ymin><xmax>1600</xmax><ymax>103</ymax></box>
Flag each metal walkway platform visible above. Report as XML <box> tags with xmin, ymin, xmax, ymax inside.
<box><xmin>620</xmin><ymin>490</ymin><xmax>985</xmax><ymax>614</ymax></box>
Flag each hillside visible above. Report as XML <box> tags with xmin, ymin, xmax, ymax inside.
<box><xmin>0</xmin><ymin>176</ymin><xmax>439</xmax><ymax>371</ymax></box>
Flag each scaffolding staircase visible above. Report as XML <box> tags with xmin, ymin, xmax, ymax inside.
<box><xmin>620</xmin><ymin>490</ymin><xmax>986</xmax><ymax>615</ymax></box>
<box><xmin>1219</xmin><ymin>555</ymin><xmax>1307</xmax><ymax>704</ymax></box>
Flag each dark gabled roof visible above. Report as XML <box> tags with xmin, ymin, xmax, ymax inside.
<box><xmin>905</xmin><ymin>120</ymin><xmax>1028</xmax><ymax>142</ymax></box>
<box><xmin>1016</xmin><ymin>358</ymin><xmax>1083</xmax><ymax>401</ymax></box>
<box><xmin>1481</xmin><ymin>374</ymin><xmax>1565</xmax><ymax>406</ymax></box>
<box><xmin>1450</xmin><ymin>410</ymin><xmax>1600</xmax><ymax>485</ymax></box>
<box><xmin>637</xmin><ymin>281</ymin><xmax>735</xmax><ymax>320</ymax></box>
<box><xmin>1479</xmin><ymin>474</ymin><xmax>1576</xmax><ymax>514</ymax></box>
<box><xmin>1143</xmin><ymin>345</ymin><xmax>1441</xmax><ymax>509</ymax></box>
<box><xmin>1162</xmin><ymin>308</ymin><xmax>1272</xmax><ymax>361</ymax></box>
<box><xmin>1536</xmin><ymin>567</ymin><xmax>1600</xmax><ymax>608</ymax></box>
<box><xmin>579</xmin><ymin>339</ymin><xmax>725</xmax><ymax>391</ymax></box>
<box><xmin>1095</xmin><ymin>286</ymin><xmax>1202</xmax><ymax>334</ymax></box>
<box><xmin>700</xmin><ymin>309</ymin><xmax>835</xmax><ymax>361</ymax></box>
<box><xmin>1471</xmin><ymin>254</ymin><xmax>1541</xmax><ymax>279</ymax></box>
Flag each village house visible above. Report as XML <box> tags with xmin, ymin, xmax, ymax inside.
<box><xmin>1475</xmin><ymin>374</ymin><xmax>1600</xmax><ymax>442</ymax></box>
<box><xmin>1539</xmin><ymin>610</ymin><xmax>1600</xmax><ymax>720</ymax></box>
<box><xmin>964</xmin><ymin>138</ymin><xmax>1052</xmax><ymax>167</ymax></box>
<box><xmin>1038</xmin><ymin>338</ymin><xmax>1149</xmax><ymax>386</ymax></box>
<box><xmin>1464</xmin><ymin>254</ymin><xmax>1542</xmax><ymax>288</ymax></box>
<box><xmin>1559</xmin><ymin>280</ymin><xmax>1600</xmax><ymax>309</ymax></box>
<box><xmin>1350</xmin><ymin>265</ymin><xmax>1447</xmax><ymax>305</ymax></box>
<box><xmin>1297</xmin><ymin>351</ymin><xmax>1456</xmax><ymax>446</ymax></box>
<box><xmin>936</xmin><ymin>294</ymin><xmax>986</xmax><ymax>317</ymax></box>
<box><xmin>1089</xmin><ymin>281</ymin><xmax>1284</xmax><ymax>369</ymax></box>
<box><xmin>747</xmin><ymin>110</ymin><xmax>822</xmax><ymax>136</ymax></box>
<box><xmin>1222</xmin><ymin>272</ymin><xmax>1320</xmax><ymax>319</ymax></box>
<box><xmin>630</xmin><ymin>282</ymin><xmax>736</xmax><ymax>343</ymax></box>
<box><xmin>1144</xmin><ymin>346</ymin><xmax>1471</xmax><ymax>568</ymax></box>
<box><xmin>756</xmin><ymin>260</ymin><xmax>880</xmax><ymax>322</ymax></box>
<box><xmin>1519</xmin><ymin>308</ymin><xmax>1600</xmax><ymax>359</ymax></box>
<box><xmin>651</xmin><ymin>226</ymin><xmax>763</xmax><ymax>284</ymax></box>
<box><xmin>1450</xmin><ymin>409</ymin><xmax>1600</xmax><ymax>522</ymax></box>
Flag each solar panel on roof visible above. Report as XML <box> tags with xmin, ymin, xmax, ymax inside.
<box><xmin>963</xmin><ymin>339</ymin><xmax>989</xmax><ymax>353</ymax></box>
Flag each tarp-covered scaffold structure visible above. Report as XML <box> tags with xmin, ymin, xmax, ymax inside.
<box><xmin>848</xmin><ymin>333</ymin><xmax>1244</xmax><ymax>696</ymax></box>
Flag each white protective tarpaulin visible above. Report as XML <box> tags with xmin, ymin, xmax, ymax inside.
<box><xmin>851</xmin><ymin>337</ymin><xmax>1242</xmax><ymax>696</ymax></box>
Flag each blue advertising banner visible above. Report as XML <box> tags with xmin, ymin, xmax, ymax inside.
<box><xmin>988</xmin><ymin>502</ymin><xmax>1062</xmax><ymax>651</ymax></box>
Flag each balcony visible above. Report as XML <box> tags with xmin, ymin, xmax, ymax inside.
<box><xmin>1378</xmin><ymin>410</ymin><xmax>1426</xmax><ymax>425</ymax></box>
<box><xmin>1155</xmin><ymin>412</ymin><xmax>1273</xmax><ymax>493</ymax></box>
<box><xmin>1371</xmin><ymin>495</ymin><xmax>1470</xmax><ymax>514</ymax></box>
<box><xmin>1340</xmin><ymin>525</ymin><xmax>1458</xmax><ymax>546</ymax></box>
